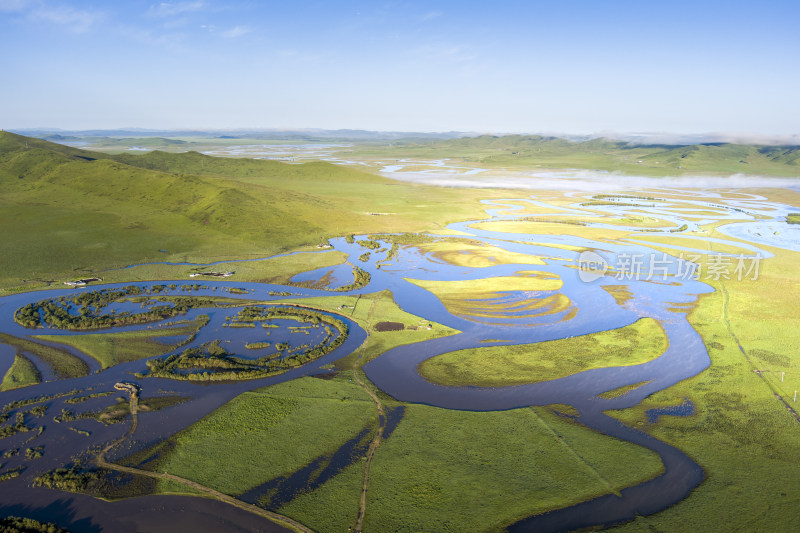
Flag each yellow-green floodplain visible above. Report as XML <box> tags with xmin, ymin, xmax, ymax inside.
<box><xmin>1</xmin><ymin>133</ymin><xmax>800</xmax><ymax>533</ymax></box>
<box><xmin>419</xmin><ymin>318</ymin><xmax>667</xmax><ymax>387</ymax></box>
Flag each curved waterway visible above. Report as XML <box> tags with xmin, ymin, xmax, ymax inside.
<box><xmin>0</xmin><ymin>189</ymin><xmax>794</xmax><ymax>532</ymax></box>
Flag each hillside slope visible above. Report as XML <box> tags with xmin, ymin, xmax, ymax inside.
<box><xmin>0</xmin><ymin>132</ymin><xmax>495</xmax><ymax>290</ymax></box>
<box><xmin>356</xmin><ymin>135</ymin><xmax>800</xmax><ymax>176</ymax></box>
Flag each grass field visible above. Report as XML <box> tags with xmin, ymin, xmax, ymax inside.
<box><xmin>279</xmin><ymin>403</ymin><xmax>663</xmax><ymax>533</ymax></box>
<box><xmin>606</xmin><ymin>245</ymin><xmax>800</xmax><ymax>531</ymax></box>
<box><xmin>98</xmin><ymin>250</ymin><xmax>349</xmax><ymax>285</ymax></box>
<box><xmin>0</xmin><ymin>132</ymin><xmax>508</xmax><ymax>292</ymax></box>
<box><xmin>419</xmin><ymin>318</ymin><xmax>667</xmax><ymax>387</ymax></box>
<box><xmin>0</xmin><ymin>354</ymin><xmax>41</xmax><ymax>391</ymax></box>
<box><xmin>519</xmin><ymin>214</ymin><xmax>676</xmax><ymax>230</ymax></box>
<box><xmin>414</xmin><ymin>241</ymin><xmax>546</xmax><ymax>268</ymax></box>
<box><xmin>406</xmin><ymin>273</ymin><xmax>562</xmax><ymax>296</ymax></box>
<box><xmin>141</xmin><ymin>374</ymin><xmax>377</xmax><ymax>496</ymax></box>
<box><xmin>406</xmin><ymin>274</ymin><xmax>566</xmax><ymax>322</ymax></box>
<box><xmin>0</xmin><ymin>333</ymin><xmax>88</xmax><ymax>379</ymax></box>
<box><xmin>268</xmin><ymin>290</ymin><xmax>460</xmax><ymax>369</ymax></box>
<box><xmin>624</xmin><ymin>234</ymin><xmax>757</xmax><ymax>256</ymax></box>
<box><xmin>345</xmin><ymin>135</ymin><xmax>800</xmax><ymax>177</ymax></box>
<box><xmin>33</xmin><ymin>315</ymin><xmax>207</xmax><ymax>369</ymax></box>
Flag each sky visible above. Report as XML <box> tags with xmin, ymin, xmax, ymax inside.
<box><xmin>1</xmin><ymin>0</ymin><xmax>799</xmax><ymax>135</ymax></box>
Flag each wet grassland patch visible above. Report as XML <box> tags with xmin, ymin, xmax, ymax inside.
<box><xmin>139</xmin><ymin>305</ymin><xmax>348</xmax><ymax>381</ymax></box>
<box><xmin>405</xmin><ymin>274</ymin><xmax>570</xmax><ymax>324</ymax></box>
<box><xmin>263</xmin><ymin>290</ymin><xmax>459</xmax><ymax>369</ymax></box>
<box><xmin>608</xmin><ymin>247</ymin><xmax>800</xmax><ymax>532</ymax></box>
<box><xmin>419</xmin><ymin>318</ymin><xmax>667</xmax><ymax>387</ymax></box>
<box><xmin>34</xmin><ymin>314</ymin><xmax>210</xmax><ymax>369</ymax></box>
<box><xmin>123</xmin><ymin>375</ymin><xmax>377</xmax><ymax>498</ymax></box>
<box><xmin>373</xmin><ymin>321</ymin><xmax>404</xmax><ymax>332</ymax></box>
<box><xmin>111</xmin><ymin>373</ymin><xmax>666</xmax><ymax>533</ymax></box>
<box><xmin>0</xmin><ymin>353</ymin><xmax>41</xmax><ymax>392</ymax></box>
<box><xmin>6</xmin><ymin>286</ymin><xmax>249</xmax><ymax>379</ymax></box>
<box><xmin>14</xmin><ymin>285</ymin><xmax>219</xmax><ymax>331</ymax></box>
<box><xmin>0</xmin><ymin>334</ymin><xmax>88</xmax><ymax>381</ymax></box>
<box><xmin>277</xmin><ymin>400</ymin><xmax>665</xmax><ymax>533</ymax></box>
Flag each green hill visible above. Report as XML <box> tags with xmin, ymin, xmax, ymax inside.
<box><xmin>353</xmin><ymin>134</ymin><xmax>800</xmax><ymax>176</ymax></box>
<box><xmin>0</xmin><ymin>132</ymin><xmax>495</xmax><ymax>291</ymax></box>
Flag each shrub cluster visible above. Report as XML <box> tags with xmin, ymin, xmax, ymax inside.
<box><xmin>141</xmin><ymin>306</ymin><xmax>348</xmax><ymax>381</ymax></box>
<box><xmin>15</xmin><ymin>287</ymin><xmax>217</xmax><ymax>330</ymax></box>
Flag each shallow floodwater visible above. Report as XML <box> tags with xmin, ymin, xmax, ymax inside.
<box><xmin>0</xmin><ymin>189</ymin><xmax>795</xmax><ymax>532</ymax></box>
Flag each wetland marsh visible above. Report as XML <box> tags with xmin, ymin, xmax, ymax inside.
<box><xmin>1</xmin><ymin>134</ymin><xmax>799</xmax><ymax>532</ymax></box>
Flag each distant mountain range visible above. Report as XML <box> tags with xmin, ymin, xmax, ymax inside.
<box><xmin>371</xmin><ymin>134</ymin><xmax>800</xmax><ymax>176</ymax></box>
<box><xmin>8</xmin><ymin>128</ymin><xmax>799</xmax><ymax>147</ymax></box>
<box><xmin>8</xmin><ymin>128</ymin><xmax>469</xmax><ymax>142</ymax></box>
<box><xmin>4</xmin><ymin>128</ymin><xmax>798</xmax><ymax>177</ymax></box>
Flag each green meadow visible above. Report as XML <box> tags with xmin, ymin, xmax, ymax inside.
<box><xmin>419</xmin><ymin>318</ymin><xmax>667</xmax><ymax>387</ymax></box>
<box><xmin>354</xmin><ymin>405</ymin><xmax>662</xmax><ymax>533</ymax></box>
<box><xmin>0</xmin><ymin>333</ymin><xmax>88</xmax><ymax>379</ymax></box>
<box><xmin>99</xmin><ymin>250</ymin><xmax>349</xmax><ymax>286</ymax></box>
<box><xmin>140</xmin><ymin>375</ymin><xmax>378</xmax><ymax>496</ymax></box>
<box><xmin>2</xmin><ymin>132</ymin><xmax>800</xmax><ymax>532</ymax></box>
<box><xmin>281</xmin><ymin>404</ymin><xmax>664</xmax><ymax>533</ymax></box>
<box><xmin>0</xmin><ymin>354</ymin><xmax>40</xmax><ymax>391</ymax></box>
<box><xmin>607</xmin><ymin>245</ymin><xmax>800</xmax><ymax>531</ymax></box>
<box><xmin>33</xmin><ymin>315</ymin><xmax>208</xmax><ymax>369</ymax></box>
<box><xmin>0</xmin><ymin>132</ymin><xmax>507</xmax><ymax>292</ymax></box>
<box><xmin>142</xmin><ymin>374</ymin><xmax>664</xmax><ymax>533</ymax></box>
<box><xmin>45</xmin><ymin>135</ymin><xmax>321</xmax><ymax>154</ymax></box>
<box><xmin>346</xmin><ymin>135</ymin><xmax>800</xmax><ymax>176</ymax></box>
<box><xmin>270</xmin><ymin>290</ymin><xmax>460</xmax><ymax>369</ymax></box>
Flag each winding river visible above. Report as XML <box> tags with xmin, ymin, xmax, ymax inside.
<box><xmin>0</xmin><ymin>189</ymin><xmax>796</xmax><ymax>532</ymax></box>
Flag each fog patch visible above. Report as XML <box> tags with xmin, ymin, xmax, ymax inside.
<box><xmin>380</xmin><ymin>169</ymin><xmax>800</xmax><ymax>192</ymax></box>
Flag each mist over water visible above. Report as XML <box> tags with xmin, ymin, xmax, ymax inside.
<box><xmin>380</xmin><ymin>168</ymin><xmax>800</xmax><ymax>192</ymax></box>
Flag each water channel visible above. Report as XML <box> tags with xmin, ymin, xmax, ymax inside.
<box><xmin>0</xmin><ymin>189</ymin><xmax>795</xmax><ymax>532</ymax></box>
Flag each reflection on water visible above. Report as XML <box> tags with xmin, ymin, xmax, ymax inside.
<box><xmin>646</xmin><ymin>399</ymin><xmax>695</xmax><ymax>423</ymax></box>
<box><xmin>0</xmin><ymin>189</ymin><xmax>793</xmax><ymax>532</ymax></box>
<box><xmin>290</xmin><ymin>262</ymin><xmax>354</xmax><ymax>289</ymax></box>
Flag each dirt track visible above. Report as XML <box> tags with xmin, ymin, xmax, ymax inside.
<box><xmin>95</xmin><ymin>386</ymin><xmax>313</xmax><ymax>533</ymax></box>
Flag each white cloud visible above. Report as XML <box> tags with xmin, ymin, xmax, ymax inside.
<box><xmin>117</xmin><ymin>24</ymin><xmax>186</xmax><ymax>47</ymax></box>
<box><xmin>0</xmin><ymin>0</ymin><xmax>33</xmax><ymax>12</ymax></box>
<box><xmin>220</xmin><ymin>25</ymin><xmax>251</xmax><ymax>38</ymax></box>
<box><xmin>420</xmin><ymin>10</ymin><xmax>442</xmax><ymax>22</ymax></box>
<box><xmin>148</xmin><ymin>1</ymin><xmax>206</xmax><ymax>18</ymax></box>
<box><xmin>0</xmin><ymin>1</ymin><xmax>103</xmax><ymax>32</ymax></box>
<box><xmin>31</xmin><ymin>4</ymin><xmax>104</xmax><ymax>33</ymax></box>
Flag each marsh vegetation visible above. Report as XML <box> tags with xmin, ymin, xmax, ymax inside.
<box><xmin>1</xmin><ymin>133</ymin><xmax>799</xmax><ymax>532</ymax></box>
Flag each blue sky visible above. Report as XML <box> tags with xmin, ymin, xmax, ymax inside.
<box><xmin>1</xmin><ymin>0</ymin><xmax>798</xmax><ymax>134</ymax></box>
